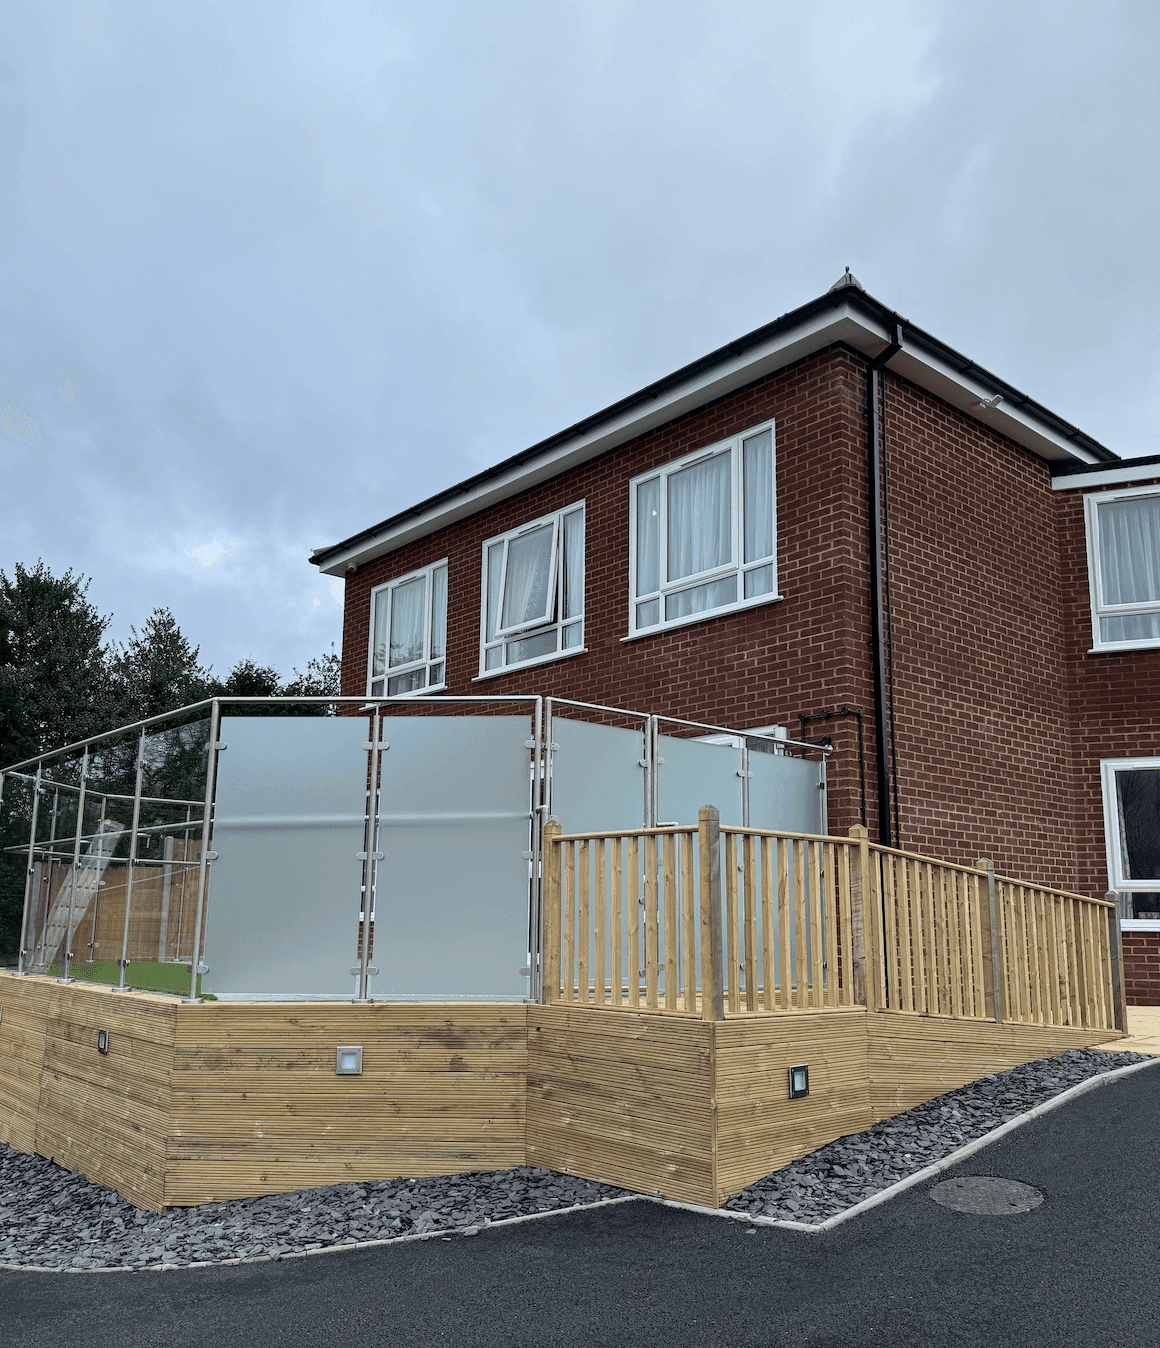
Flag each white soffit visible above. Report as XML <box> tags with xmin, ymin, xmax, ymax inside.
<box><xmin>1051</xmin><ymin>462</ymin><xmax>1160</xmax><ymax>491</ymax></box>
<box><xmin>317</xmin><ymin>302</ymin><xmax>1104</xmax><ymax>575</ymax></box>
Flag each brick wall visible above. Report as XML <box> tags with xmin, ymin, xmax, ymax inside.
<box><xmin>1054</xmin><ymin>475</ymin><xmax>1160</xmax><ymax>900</ymax></box>
<box><xmin>1122</xmin><ymin>930</ymin><xmax>1160</xmax><ymax>1006</ymax></box>
<box><xmin>335</xmin><ymin>344</ymin><xmax>1158</xmax><ymax>898</ymax></box>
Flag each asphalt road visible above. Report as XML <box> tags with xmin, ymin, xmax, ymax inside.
<box><xmin>5</xmin><ymin>1068</ymin><xmax>1157</xmax><ymax>1348</ymax></box>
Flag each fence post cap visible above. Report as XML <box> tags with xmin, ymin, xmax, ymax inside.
<box><xmin>698</xmin><ymin>804</ymin><xmax>719</xmax><ymax>821</ymax></box>
<box><xmin>847</xmin><ymin>824</ymin><xmax>869</xmax><ymax>840</ymax></box>
<box><xmin>545</xmin><ymin>816</ymin><xmax>561</xmax><ymax>830</ymax></box>
<box><xmin>975</xmin><ymin>857</ymin><xmax>992</xmax><ymax>870</ymax></box>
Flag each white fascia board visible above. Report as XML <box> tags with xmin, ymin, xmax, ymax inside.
<box><xmin>319</xmin><ymin>301</ymin><xmax>1103</xmax><ymax>575</ymax></box>
<box><xmin>1051</xmin><ymin>463</ymin><xmax>1160</xmax><ymax>491</ymax></box>
<box><xmin>887</xmin><ymin>345</ymin><xmax>1100</xmax><ymax>466</ymax></box>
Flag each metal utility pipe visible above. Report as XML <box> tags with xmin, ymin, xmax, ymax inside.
<box><xmin>867</xmin><ymin>325</ymin><xmax>902</xmax><ymax>845</ymax></box>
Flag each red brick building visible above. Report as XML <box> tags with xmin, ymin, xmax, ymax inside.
<box><xmin>312</xmin><ymin>274</ymin><xmax>1160</xmax><ymax>993</ymax></box>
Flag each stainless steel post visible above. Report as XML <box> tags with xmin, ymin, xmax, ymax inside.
<box><xmin>88</xmin><ymin>795</ymin><xmax>108</xmax><ymax>961</ymax></box>
<box><xmin>37</xmin><ymin>788</ymin><xmax>60</xmax><ymax>968</ymax></box>
<box><xmin>530</xmin><ymin>697</ymin><xmax>544</xmax><ymax>1003</ymax></box>
<box><xmin>355</xmin><ymin>705</ymin><xmax>383</xmax><ymax>1003</ymax></box>
<box><xmin>739</xmin><ymin>741</ymin><xmax>750</xmax><ymax>828</ymax></box>
<box><xmin>115</xmin><ymin>731</ymin><xmax>147</xmax><ymax>991</ymax></box>
<box><xmin>185</xmin><ymin>702</ymin><xmax>221</xmax><ymax>1002</ymax></box>
<box><xmin>174</xmin><ymin>806</ymin><xmax>192</xmax><ymax>959</ymax></box>
<box><xmin>60</xmin><ymin>748</ymin><xmax>90</xmax><ymax>984</ymax></box>
<box><xmin>15</xmin><ymin>768</ymin><xmax>41</xmax><ymax>975</ymax></box>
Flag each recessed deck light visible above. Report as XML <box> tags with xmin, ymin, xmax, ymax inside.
<box><xmin>97</xmin><ymin>1029</ymin><xmax>110</xmax><ymax>1055</ymax></box>
<box><xmin>336</xmin><ymin>1046</ymin><xmax>363</xmax><ymax>1075</ymax></box>
<box><xmin>788</xmin><ymin>1064</ymin><xmax>809</xmax><ymax>1099</ymax></box>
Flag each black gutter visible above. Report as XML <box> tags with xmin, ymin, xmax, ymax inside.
<box><xmin>310</xmin><ymin>287</ymin><xmax>1119</xmax><ymax>569</ymax></box>
<box><xmin>868</xmin><ymin>326</ymin><xmax>902</xmax><ymax>846</ymax></box>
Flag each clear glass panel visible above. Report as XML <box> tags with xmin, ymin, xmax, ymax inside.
<box><xmin>370</xmin><ymin>677</ymin><xmax>385</xmax><ymax>697</ymax></box>
<box><xmin>563</xmin><ymin>510</ymin><xmax>584</xmax><ymax>620</ymax></box>
<box><xmin>429</xmin><ymin>661</ymin><xmax>445</xmax><ymax>686</ymax></box>
<box><xmin>506</xmin><ymin>629</ymin><xmax>558</xmax><ymax>664</ymax></box>
<box><xmin>501</xmin><ymin>524</ymin><xmax>555</xmax><ymax>630</ymax></box>
<box><xmin>389</xmin><ymin>576</ymin><xmax>426</xmax><ymax>669</ymax></box>
<box><xmin>486</xmin><ymin>542</ymin><xmax>503</xmax><ymax>642</ymax></box>
<box><xmin>636</xmin><ymin>478</ymin><xmax>660</xmax><ymax>595</ymax></box>
<box><xmin>485</xmin><ymin>645</ymin><xmax>502</xmax><ymax>670</ymax></box>
<box><xmin>429</xmin><ymin>564</ymin><xmax>447</xmax><ymax>660</ymax></box>
<box><xmin>743</xmin><ymin>429</ymin><xmax>773</xmax><ymax>563</ymax></box>
<box><xmin>744</xmin><ymin>564</ymin><xmax>774</xmax><ymax>599</ymax></box>
<box><xmin>1098</xmin><ymin>496</ymin><xmax>1160</xmax><ymax>605</ymax></box>
<box><xmin>1117</xmin><ymin>769</ymin><xmax>1160</xmax><ymax>880</ymax></box>
<box><xmin>371</xmin><ymin>589</ymin><xmax>390</xmax><ymax>678</ymax></box>
<box><xmin>562</xmin><ymin>622</ymin><xmax>582</xmax><ymax>650</ymax></box>
<box><xmin>667</xmin><ymin>452</ymin><xmax>731</xmax><ymax>582</ymax></box>
<box><xmin>636</xmin><ymin>598</ymin><xmax>660</xmax><ymax>628</ymax></box>
<box><xmin>665</xmin><ymin>575</ymin><xmax>737</xmax><ymax>621</ymax></box>
<box><xmin>1101</xmin><ymin>613</ymin><xmax>1160</xmax><ymax>644</ymax></box>
<box><xmin>387</xmin><ymin>668</ymin><xmax>426</xmax><ymax>696</ymax></box>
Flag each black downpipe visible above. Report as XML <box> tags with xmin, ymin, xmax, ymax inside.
<box><xmin>868</xmin><ymin>326</ymin><xmax>902</xmax><ymax>845</ymax></box>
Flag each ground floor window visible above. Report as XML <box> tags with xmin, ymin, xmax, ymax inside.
<box><xmin>1101</xmin><ymin>758</ymin><xmax>1160</xmax><ymax>917</ymax></box>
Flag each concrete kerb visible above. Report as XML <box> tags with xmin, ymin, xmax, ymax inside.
<box><xmin>3</xmin><ymin>1058</ymin><xmax>1156</xmax><ymax>1274</ymax></box>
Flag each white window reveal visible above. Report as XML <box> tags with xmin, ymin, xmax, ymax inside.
<box><xmin>1085</xmin><ymin>486</ymin><xmax>1160</xmax><ymax>650</ymax></box>
<box><xmin>629</xmin><ymin>420</ymin><xmax>777</xmax><ymax>636</ymax></box>
<box><xmin>1101</xmin><ymin>758</ymin><xmax>1160</xmax><ymax>918</ymax></box>
<box><xmin>480</xmin><ymin>502</ymin><xmax>584</xmax><ymax>674</ymax></box>
<box><xmin>368</xmin><ymin>559</ymin><xmax>448</xmax><ymax>697</ymax></box>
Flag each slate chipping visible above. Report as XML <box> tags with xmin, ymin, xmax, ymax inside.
<box><xmin>0</xmin><ymin>1046</ymin><xmax>1147</xmax><ymax>1269</ymax></box>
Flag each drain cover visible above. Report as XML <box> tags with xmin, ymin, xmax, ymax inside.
<box><xmin>929</xmin><ymin>1177</ymin><xmax>1044</xmax><ymax>1214</ymax></box>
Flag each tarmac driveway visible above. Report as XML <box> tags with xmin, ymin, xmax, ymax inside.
<box><xmin>4</xmin><ymin>1067</ymin><xmax>1157</xmax><ymax>1348</ymax></box>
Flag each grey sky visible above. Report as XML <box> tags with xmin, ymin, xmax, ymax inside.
<box><xmin>1</xmin><ymin>1</ymin><xmax>1157</xmax><ymax>679</ymax></box>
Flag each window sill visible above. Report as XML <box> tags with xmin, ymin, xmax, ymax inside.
<box><xmin>472</xmin><ymin>646</ymin><xmax>588</xmax><ymax>682</ymax></box>
<box><xmin>621</xmin><ymin>593</ymin><xmax>783</xmax><ymax>643</ymax></box>
<box><xmin>1122</xmin><ymin>919</ymin><xmax>1160</xmax><ymax>931</ymax></box>
<box><xmin>365</xmin><ymin>683</ymin><xmax>447</xmax><ymax>701</ymax></box>
<box><xmin>1087</xmin><ymin>641</ymin><xmax>1160</xmax><ymax>655</ymax></box>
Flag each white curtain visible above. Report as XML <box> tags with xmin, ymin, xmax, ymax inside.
<box><xmin>486</xmin><ymin>542</ymin><xmax>503</xmax><ymax>642</ymax></box>
<box><xmin>1099</xmin><ymin>496</ymin><xmax>1160</xmax><ymax>641</ymax></box>
<box><xmin>389</xmin><ymin>575</ymin><xmax>426</xmax><ymax>668</ymax></box>
<box><xmin>371</xmin><ymin>589</ymin><xmax>390</xmax><ymax>678</ymax></box>
<box><xmin>429</xmin><ymin>564</ymin><xmax>447</xmax><ymax>659</ymax></box>
<box><xmin>744</xmin><ymin>430</ymin><xmax>773</xmax><ymax>563</ymax></box>
<box><xmin>668</xmin><ymin>452</ymin><xmax>731</xmax><ymax>582</ymax></box>
<box><xmin>563</xmin><ymin>510</ymin><xmax>584</xmax><ymax>619</ymax></box>
<box><xmin>502</xmin><ymin>524</ymin><xmax>554</xmax><ymax>629</ymax></box>
<box><xmin>636</xmin><ymin>478</ymin><xmax>660</xmax><ymax>595</ymax></box>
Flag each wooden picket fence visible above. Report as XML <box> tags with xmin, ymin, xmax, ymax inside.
<box><xmin>541</xmin><ymin>813</ymin><xmax>1125</xmax><ymax>1032</ymax></box>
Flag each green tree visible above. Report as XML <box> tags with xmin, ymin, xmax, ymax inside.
<box><xmin>109</xmin><ymin>607</ymin><xmax>215</xmax><ymax>726</ymax></box>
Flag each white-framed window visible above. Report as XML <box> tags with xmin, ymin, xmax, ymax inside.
<box><xmin>1084</xmin><ymin>485</ymin><xmax>1160</xmax><ymax>651</ymax></box>
<box><xmin>480</xmin><ymin>501</ymin><xmax>584</xmax><ymax>675</ymax></box>
<box><xmin>628</xmin><ymin>419</ymin><xmax>777</xmax><ymax>637</ymax></box>
<box><xmin>368</xmin><ymin>559</ymin><xmax>448</xmax><ymax>697</ymax></box>
<box><xmin>1101</xmin><ymin>757</ymin><xmax>1160</xmax><ymax>918</ymax></box>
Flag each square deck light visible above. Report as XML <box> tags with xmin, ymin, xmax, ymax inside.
<box><xmin>788</xmin><ymin>1064</ymin><xmax>809</xmax><ymax>1099</ymax></box>
<box><xmin>97</xmin><ymin>1029</ymin><xmax>110</xmax><ymax>1055</ymax></box>
<box><xmin>336</xmin><ymin>1046</ymin><xmax>363</xmax><ymax>1075</ymax></box>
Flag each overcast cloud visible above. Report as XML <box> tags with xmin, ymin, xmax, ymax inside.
<box><xmin>1</xmin><ymin>0</ymin><xmax>1157</xmax><ymax>679</ymax></box>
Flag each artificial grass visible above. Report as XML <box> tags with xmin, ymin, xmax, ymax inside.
<box><xmin>42</xmin><ymin>959</ymin><xmax>210</xmax><ymax>998</ymax></box>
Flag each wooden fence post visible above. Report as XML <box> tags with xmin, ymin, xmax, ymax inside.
<box><xmin>847</xmin><ymin>826</ymin><xmax>874</xmax><ymax>1009</ymax></box>
<box><xmin>699</xmin><ymin>806</ymin><xmax>725</xmax><ymax>1022</ymax></box>
<box><xmin>542</xmin><ymin>818</ymin><xmax>562</xmax><ymax>1005</ymax></box>
<box><xmin>976</xmin><ymin>859</ymin><xmax>1003</xmax><ymax>1025</ymax></box>
<box><xmin>1106</xmin><ymin>892</ymin><xmax>1128</xmax><ymax>1034</ymax></box>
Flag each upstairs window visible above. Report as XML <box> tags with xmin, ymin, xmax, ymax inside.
<box><xmin>368</xmin><ymin>559</ymin><xmax>447</xmax><ymax>697</ymax></box>
<box><xmin>1085</xmin><ymin>487</ymin><xmax>1160</xmax><ymax>650</ymax></box>
<box><xmin>629</xmin><ymin>420</ymin><xmax>777</xmax><ymax>637</ymax></box>
<box><xmin>480</xmin><ymin>502</ymin><xmax>585</xmax><ymax>674</ymax></box>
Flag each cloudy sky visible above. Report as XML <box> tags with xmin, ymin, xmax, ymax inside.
<box><xmin>1</xmin><ymin>1</ymin><xmax>1157</xmax><ymax>680</ymax></box>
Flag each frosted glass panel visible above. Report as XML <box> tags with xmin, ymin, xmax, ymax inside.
<box><xmin>749</xmin><ymin>751</ymin><xmax>825</xmax><ymax>836</ymax></box>
<box><xmin>550</xmin><ymin>718</ymin><xmax>647</xmax><ymax>834</ymax></box>
<box><xmin>202</xmin><ymin>717</ymin><xmax>370</xmax><ymax>998</ymax></box>
<box><xmin>656</xmin><ymin>733</ymin><xmax>744</xmax><ymax>827</ymax></box>
<box><xmin>374</xmin><ymin>717</ymin><xmax>531</xmax><ymax>999</ymax></box>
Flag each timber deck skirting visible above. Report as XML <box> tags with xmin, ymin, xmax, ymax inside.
<box><xmin>0</xmin><ymin>973</ymin><xmax>1122</xmax><ymax>1213</ymax></box>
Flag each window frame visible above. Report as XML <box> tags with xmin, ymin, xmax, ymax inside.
<box><xmin>626</xmin><ymin>418</ymin><xmax>779</xmax><ymax>640</ymax></box>
<box><xmin>366</xmin><ymin>558</ymin><xmax>448</xmax><ymax>699</ymax></box>
<box><xmin>477</xmin><ymin>500</ymin><xmax>585</xmax><ymax>677</ymax></box>
<box><xmin>1084</xmin><ymin>484</ymin><xmax>1160</xmax><ymax>653</ymax></box>
<box><xmin>1100</xmin><ymin>756</ymin><xmax>1160</xmax><ymax>898</ymax></box>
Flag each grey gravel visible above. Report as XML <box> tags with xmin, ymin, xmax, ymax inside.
<box><xmin>724</xmin><ymin>1047</ymin><xmax>1149</xmax><ymax>1225</ymax></box>
<box><xmin>0</xmin><ymin>1047</ymin><xmax>1147</xmax><ymax>1269</ymax></box>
